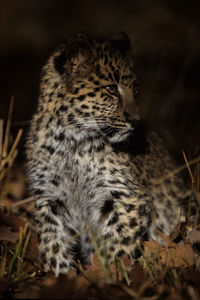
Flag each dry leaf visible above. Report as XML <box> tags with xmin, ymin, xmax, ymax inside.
<box><xmin>0</xmin><ymin>209</ymin><xmax>25</xmax><ymax>231</ymax></box>
<box><xmin>0</xmin><ymin>196</ymin><xmax>13</xmax><ymax>207</ymax></box>
<box><xmin>72</xmin><ymin>274</ymin><xmax>90</xmax><ymax>295</ymax></box>
<box><xmin>103</xmin><ymin>284</ymin><xmax>129</xmax><ymax>298</ymax></box>
<box><xmin>160</xmin><ymin>243</ymin><xmax>194</xmax><ymax>267</ymax></box>
<box><xmin>129</xmin><ymin>263</ymin><xmax>147</xmax><ymax>291</ymax></box>
<box><xmin>84</xmin><ymin>254</ymin><xmax>107</xmax><ymax>282</ymax></box>
<box><xmin>0</xmin><ymin>225</ymin><xmax>19</xmax><ymax>243</ymax></box>
<box><xmin>42</xmin><ymin>275</ymin><xmax>60</xmax><ymax>287</ymax></box>
<box><xmin>13</xmin><ymin>280</ymin><xmax>41</xmax><ymax>299</ymax></box>
<box><xmin>144</xmin><ymin>232</ymin><xmax>195</xmax><ymax>268</ymax></box>
<box><xmin>41</xmin><ymin>272</ymin><xmax>90</xmax><ymax>299</ymax></box>
<box><xmin>184</xmin><ymin>229</ymin><xmax>200</xmax><ymax>244</ymax></box>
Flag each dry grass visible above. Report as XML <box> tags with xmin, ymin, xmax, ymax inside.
<box><xmin>0</xmin><ymin>98</ymin><xmax>35</xmax><ymax>283</ymax></box>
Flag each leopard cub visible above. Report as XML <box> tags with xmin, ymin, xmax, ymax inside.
<box><xmin>26</xmin><ymin>32</ymin><xmax>195</xmax><ymax>276</ymax></box>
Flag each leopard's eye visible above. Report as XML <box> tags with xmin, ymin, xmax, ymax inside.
<box><xmin>105</xmin><ymin>85</ymin><xmax>118</xmax><ymax>96</ymax></box>
<box><xmin>121</xmin><ymin>79</ymin><xmax>129</xmax><ymax>86</ymax></box>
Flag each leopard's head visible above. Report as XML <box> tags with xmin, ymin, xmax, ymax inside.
<box><xmin>54</xmin><ymin>32</ymin><xmax>147</xmax><ymax>150</ymax></box>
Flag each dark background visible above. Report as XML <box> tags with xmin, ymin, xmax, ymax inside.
<box><xmin>0</xmin><ymin>0</ymin><xmax>200</xmax><ymax>161</ymax></box>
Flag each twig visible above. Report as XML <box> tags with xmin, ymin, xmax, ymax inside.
<box><xmin>11</xmin><ymin>196</ymin><xmax>35</xmax><ymax>207</ymax></box>
<box><xmin>2</xmin><ymin>96</ymin><xmax>15</xmax><ymax>160</ymax></box>
<box><xmin>5</xmin><ymin>129</ymin><xmax>23</xmax><ymax>165</ymax></box>
<box><xmin>182</xmin><ymin>151</ymin><xmax>194</xmax><ymax>186</ymax></box>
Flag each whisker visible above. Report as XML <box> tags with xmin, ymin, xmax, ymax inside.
<box><xmin>66</xmin><ymin>116</ymin><xmax>128</xmax><ymax>130</ymax></box>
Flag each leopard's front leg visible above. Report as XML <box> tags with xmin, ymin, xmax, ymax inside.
<box><xmin>97</xmin><ymin>192</ymin><xmax>151</xmax><ymax>263</ymax></box>
<box><xmin>35</xmin><ymin>197</ymin><xmax>76</xmax><ymax>276</ymax></box>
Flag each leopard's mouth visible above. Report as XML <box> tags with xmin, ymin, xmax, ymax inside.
<box><xmin>99</xmin><ymin>120</ymin><xmax>149</xmax><ymax>155</ymax></box>
<box><xmin>99</xmin><ymin>123</ymin><xmax>134</xmax><ymax>143</ymax></box>
<box><xmin>99</xmin><ymin>116</ymin><xmax>138</xmax><ymax>139</ymax></box>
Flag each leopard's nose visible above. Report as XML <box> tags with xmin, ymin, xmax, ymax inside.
<box><xmin>124</xmin><ymin>103</ymin><xmax>140</xmax><ymax>121</ymax></box>
<box><xmin>124</xmin><ymin>113</ymin><xmax>140</xmax><ymax>128</ymax></box>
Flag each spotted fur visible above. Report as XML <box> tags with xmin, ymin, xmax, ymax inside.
<box><xmin>26</xmin><ymin>33</ymin><xmax>195</xmax><ymax>276</ymax></box>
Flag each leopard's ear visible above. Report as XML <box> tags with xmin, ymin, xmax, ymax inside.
<box><xmin>54</xmin><ymin>47</ymin><xmax>67</xmax><ymax>75</ymax></box>
<box><xmin>110</xmin><ymin>32</ymin><xmax>131</xmax><ymax>52</ymax></box>
<box><xmin>65</xmin><ymin>34</ymin><xmax>94</xmax><ymax>78</ymax></box>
